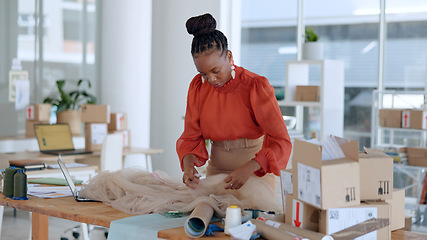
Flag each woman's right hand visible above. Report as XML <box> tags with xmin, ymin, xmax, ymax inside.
<box><xmin>182</xmin><ymin>154</ymin><xmax>201</xmax><ymax>189</ymax></box>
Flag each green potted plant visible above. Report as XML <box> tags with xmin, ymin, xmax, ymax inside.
<box><xmin>44</xmin><ymin>79</ymin><xmax>96</xmax><ymax>135</ymax></box>
<box><xmin>302</xmin><ymin>27</ymin><xmax>323</xmax><ymax>60</ymax></box>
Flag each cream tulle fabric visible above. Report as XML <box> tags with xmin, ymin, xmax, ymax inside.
<box><xmin>79</xmin><ymin>168</ymin><xmax>282</xmax><ymax>217</ymax></box>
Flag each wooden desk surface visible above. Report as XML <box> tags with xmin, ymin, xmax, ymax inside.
<box><xmin>157</xmin><ymin>227</ymin><xmax>427</xmax><ymax>240</ymax></box>
<box><xmin>0</xmin><ymin>147</ymin><xmax>163</xmax><ymax>169</ymax></box>
<box><xmin>0</xmin><ymin>194</ymin><xmax>132</xmax><ymax>227</ymax></box>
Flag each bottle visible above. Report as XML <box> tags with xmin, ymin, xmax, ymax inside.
<box><xmin>224</xmin><ymin>205</ymin><xmax>242</xmax><ymax>235</ymax></box>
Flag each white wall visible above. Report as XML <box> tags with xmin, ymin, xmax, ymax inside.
<box><xmin>100</xmin><ymin>0</ymin><xmax>152</xmax><ymax>150</ymax></box>
<box><xmin>150</xmin><ymin>1</ymin><xmax>223</xmax><ymax>179</ymax></box>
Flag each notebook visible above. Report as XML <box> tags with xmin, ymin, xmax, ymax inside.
<box><xmin>34</xmin><ymin>123</ymin><xmax>92</xmax><ymax>155</ymax></box>
<box><xmin>57</xmin><ymin>155</ymin><xmax>99</xmax><ymax>202</ymax></box>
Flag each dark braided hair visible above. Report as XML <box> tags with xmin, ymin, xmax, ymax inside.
<box><xmin>186</xmin><ymin>13</ymin><xmax>228</xmax><ymax>56</ymax></box>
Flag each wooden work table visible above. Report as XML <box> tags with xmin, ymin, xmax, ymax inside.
<box><xmin>0</xmin><ymin>147</ymin><xmax>163</xmax><ymax>172</ymax></box>
<box><xmin>0</xmin><ymin>194</ymin><xmax>132</xmax><ymax>240</ymax></box>
<box><xmin>158</xmin><ymin>226</ymin><xmax>427</xmax><ymax>240</ymax></box>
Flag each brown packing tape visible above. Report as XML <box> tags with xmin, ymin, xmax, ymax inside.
<box><xmin>252</xmin><ymin>219</ymin><xmax>333</xmax><ymax>240</ymax></box>
<box><xmin>184</xmin><ymin>202</ymin><xmax>214</xmax><ymax>238</ymax></box>
<box><xmin>331</xmin><ymin>218</ymin><xmax>389</xmax><ymax>240</ymax></box>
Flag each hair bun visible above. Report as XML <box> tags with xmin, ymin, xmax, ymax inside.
<box><xmin>186</xmin><ymin>13</ymin><xmax>216</xmax><ymax>37</ymax></box>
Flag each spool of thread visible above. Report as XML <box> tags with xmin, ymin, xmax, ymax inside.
<box><xmin>224</xmin><ymin>205</ymin><xmax>242</xmax><ymax>235</ymax></box>
<box><xmin>13</xmin><ymin>169</ymin><xmax>28</xmax><ymax>200</ymax></box>
<box><xmin>3</xmin><ymin>167</ymin><xmax>17</xmax><ymax>198</ymax></box>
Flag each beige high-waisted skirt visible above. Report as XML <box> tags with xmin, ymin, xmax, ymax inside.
<box><xmin>206</xmin><ymin>136</ymin><xmax>277</xmax><ymax>189</ymax></box>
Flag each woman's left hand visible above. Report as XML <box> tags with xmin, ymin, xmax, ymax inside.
<box><xmin>224</xmin><ymin>159</ymin><xmax>261</xmax><ymax>190</ymax></box>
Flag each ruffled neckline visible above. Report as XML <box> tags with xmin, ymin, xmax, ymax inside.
<box><xmin>212</xmin><ymin>65</ymin><xmax>241</xmax><ymax>94</ymax></box>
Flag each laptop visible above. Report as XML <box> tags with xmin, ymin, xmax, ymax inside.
<box><xmin>57</xmin><ymin>155</ymin><xmax>99</xmax><ymax>202</ymax></box>
<box><xmin>34</xmin><ymin>123</ymin><xmax>92</xmax><ymax>155</ymax></box>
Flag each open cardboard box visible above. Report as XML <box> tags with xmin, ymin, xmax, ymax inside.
<box><xmin>292</xmin><ymin>136</ymin><xmax>360</xmax><ymax>209</ymax></box>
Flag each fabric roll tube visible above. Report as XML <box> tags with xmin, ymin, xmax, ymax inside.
<box><xmin>253</xmin><ymin>219</ymin><xmax>333</xmax><ymax>240</ymax></box>
<box><xmin>185</xmin><ymin>201</ymin><xmax>214</xmax><ymax>238</ymax></box>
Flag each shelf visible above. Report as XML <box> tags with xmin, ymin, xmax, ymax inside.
<box><xmin>283</xmin><ymin>59</ymin><xmax>344</xmax><ymax>140</ymax></box>
<box><xmin>371</xmin><ymin>90</ymin><xmax>427</xmax><ymax>149</ymax></box>
<box><xmin>277</xmin><ymin>100</ymin><xmax>321</xmax><ymax>107</ymax></box>
<box><xmin>379</xmin><ymin>127</ymin><xmax>427</xmax><ymax>133</ymax></box>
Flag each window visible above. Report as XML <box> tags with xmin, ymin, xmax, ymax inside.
<box><xmin>0</xmin><ymin>0</ymin><xmax>99</xmax><ymax>136</ymax></box>
<box><xmin>241</xmin><ymin>0</ymin><xmax>427</xmax><ymax>147</ymax></box>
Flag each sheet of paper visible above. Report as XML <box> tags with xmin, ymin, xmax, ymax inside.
<box><xmin>298</xmin><ymin>162</ymin><xmax>321</xmax><ymax>208</ymax></box>
<box><xmin>280</xmin><ymin>170</ymin><xmax>293</xmax><ymax>210</ymax></box>
<box><xmin>9</xmin><ymin>70</ymin><xmax>28</xmax><ymax>102</ymax></box>
<box><xmin>14</xmin><ymin>79</ymin><xmax>30</xmax><ymax>110</ymax></box>
<box><xmin>327</xmin><ymin>207</ymin><xmax>378</xmax><ymax>240</ymax></box>
<box><xmin>27</xmin><ymin>186</ymin><xmax>78</xmax><ymax>198</ymax></box>
<box><xmin>91</xmin><ymin>123</ymin><xmax>107</xmax><ymax>144</ymax></box>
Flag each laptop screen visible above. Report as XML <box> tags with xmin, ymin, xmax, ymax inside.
<box><xmin>34</xmin><ymin>124</ymin><xmax>75</xmax><ymax>151</ymax></box>
<box><xmin>57</xmin><ymin>155</ymin><xmax>77</xmax><ymax>195</ymax></box>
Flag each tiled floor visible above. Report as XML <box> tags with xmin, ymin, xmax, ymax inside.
<box><xmin>1</xmin><ymin>208</ymin><xmax>108</xmax><ymax>240</ymax></box>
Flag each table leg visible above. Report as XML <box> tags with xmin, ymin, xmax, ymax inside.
<box><xmin>32</xmin><ymin>212</ymin><xmax>48</xmax><ymax>240</ymax></box>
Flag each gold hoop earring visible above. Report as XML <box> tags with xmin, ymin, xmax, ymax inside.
<box><xmin>201</xmin><ymin>76</ymin><xmax>205</xmax><ymax>83</ymax></box>
<box><xmin>230</xmin><ymin>61</ymin><xmax>235</xmax><ymax>79</ymax></box>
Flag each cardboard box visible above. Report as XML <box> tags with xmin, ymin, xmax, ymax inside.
<box><xmin>359</xmin><ymin>148</ymin><xmax>393</xmax><ymax>200</ymax></box>
<box><xmin>379</xmin><ymin>109</ymin><xmax>402</xmax><ymax>128</ymax></box>
<box><xmin>84</xmin><ymin>123</ymin><xmax>108</xmax><ymax>151</ymax></box>
<box><xmin>25</xmin><ymin>120</ymin><xmax>49</xmax><ymax>137</ymax></box>
<box><xmin>285</xmin><ymin>194</ymin><xmax>319</xmax><ymax>232</ymax></box>
<box><xmin>108</xmin><ymin>113</ymin><xmax>128</xmax><ymax>131</ymax></box>
<box><xmin>408</xmin><ymin>109</ymin><xmax>427</xmax><ymax>129</ymax></box>
<box><xmin>280</xmin><ymin>169</ymin><xmax>293</xmax><ymax>212</ymax></box>
<box><xmin>407</xmin><ymin>147</ymin><xmax>427</xmax><ymax>167</ymax></box>
<box><xmin>292</xmin><ymin>137</ymin><xmax>360</xmax><ymax>209</ymax></box>
<box><xmin>81</xmin><ymin>104</ymin><xmax>110</xmax><ymax>123</ymax></box>
<box><xmin>402</xmin><ymin>110</ymin><xmax>410</xmax><ymax>128</ymax></box>
<box><xmin>295</xmin><ymin>85</ymin><xmax>320</xmax><ymax>102</ymax></box>
<box><xmin>109</xmin><ymin>129</ymin><xmax>131</xmax><ymax>148</ymax></box>
<box><xmin>26</xmin><ymin>104</ymin><xmax>51</xmax><ymax>121</ymax></box>
<box><xmin>385</xmin><ymin>188</ymin><xmax>405</xmax><ymax>231</ymax></box>
<box><xmin>404</xmin><ymin>216</ymin><xmax>412</xmax><ymax>231</ymax></box>
<box><xmin>319</xmin><ymin>202</ymin><xmax>391</xmax><ymax>240</ymax></box>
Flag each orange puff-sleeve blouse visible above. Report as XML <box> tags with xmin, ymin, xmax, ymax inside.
<box><xmin>176</xmin><ymin>66</ymin><xmax>292</xmax><ymax>177</ymax></box>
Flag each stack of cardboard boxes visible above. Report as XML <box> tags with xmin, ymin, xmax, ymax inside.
<box><xmin>25</xmin><ymin>104</ymin><xmax>51</xmax><ymax>137</ymax></box>
<box><xmin>81</xmin><ymin>104</ymin><xmax>110</xmax><ymax>151</ymax></box>
<box><xmin>379</xmin><ymin>108</ymin><xmax>427</xmax><ymax>167</ymax></box>
<box><xmin>108</xmin><ymin>113</ymin><xmax>130</xmax><ymax>149</ymax></box>
<box><xmin>281</xmin><ymin>136</ymin><xmax>405</xmax><ymax>239</ymax></box>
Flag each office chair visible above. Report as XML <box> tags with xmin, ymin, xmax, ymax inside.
<box><xmin>61</xmin><ymin>133</ymin><xmax>124</xmax><ymax>240</ymax></box>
